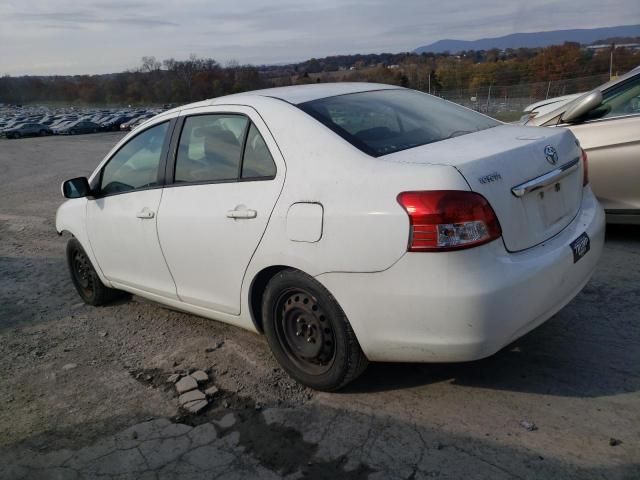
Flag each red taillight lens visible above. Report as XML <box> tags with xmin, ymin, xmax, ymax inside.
<box><xmin>581</xmin><ymin>148</ymin><xmax>589</xmax><ymax>186</ymax></box>
<box><xmin>397</xmin><ymin>190</ymin><xmax>502</xmax><ymax>251</ymax></box>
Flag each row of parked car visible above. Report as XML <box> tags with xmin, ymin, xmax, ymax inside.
<box><xmin>0</xmin><ymin>105</ymin><xmax>170</xmax><ymax>139</ymax></box>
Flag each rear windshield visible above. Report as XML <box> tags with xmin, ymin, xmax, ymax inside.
<box><xmin>299</xmin><ymin>89</ymin><xmax>499</xmax><ymax>157</ymax></box>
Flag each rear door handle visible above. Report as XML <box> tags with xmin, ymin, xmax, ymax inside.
<box><xmin>136</xmin><ymin>207</ymin><xmax>155</xmax><ymax>219</ymax></box>
<box><xmin>226</xmin><ymin>208</ymin><xmax>257</xmax><ymax>219</ymax></box>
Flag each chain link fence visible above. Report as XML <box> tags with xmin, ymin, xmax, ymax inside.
<box><xmin>435</xmin><ymin>73</ymin><xmax>610</xmax><ymax>120</ymax></box>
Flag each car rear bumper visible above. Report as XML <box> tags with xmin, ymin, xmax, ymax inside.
<box><xmin>316</xmin><ymin>187</ymin><xmax>605</xmax><ymax>363</ymax></box>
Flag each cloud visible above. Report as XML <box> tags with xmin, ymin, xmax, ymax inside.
<box><xmin>9</xmin><ymin>10</ymin><xmax>178</xmax><ymax>29</ymax></box>
<box><xmin>0</xmin><ymin>0</ymin><xmax>638</xmax><ymax>75</ymax></box>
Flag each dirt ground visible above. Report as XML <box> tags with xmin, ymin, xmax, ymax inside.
<box><xmin>0</xmin><ymin>133</ymin><xmax>638</xmax><ymax>479</ymax></box>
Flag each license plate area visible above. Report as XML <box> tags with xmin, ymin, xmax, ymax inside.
<box><xmin>570</xmin><ymin>232</ymin><xmax>590</xmax><ymax>263</ymax></box>
<box><xmin>537</xmin><ymin>181</ymin><xmax>570</xmax><ymax>227</ymax></box>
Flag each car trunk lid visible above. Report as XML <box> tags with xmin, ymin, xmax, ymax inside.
<box><xmin>383</xmin><ymin>125</ymin><xmax>584</xmax><ymax>252</ymax></box>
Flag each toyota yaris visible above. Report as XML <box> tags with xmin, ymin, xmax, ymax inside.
<box><xmin>57</xmin><ymin>83</ymin><xmax>605</xmax><ymax>391</ymax></box>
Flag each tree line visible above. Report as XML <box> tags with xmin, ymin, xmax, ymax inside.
<box><xmin>1</xmin><ymin>42</ymin><xmax>639</xmax><ymax>106</ymax></box>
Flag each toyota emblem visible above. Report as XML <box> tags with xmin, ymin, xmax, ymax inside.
<box><xmin>544</xmin><ymin>145</ymin><xmax>559</xmax><ymax>165</ymax></box>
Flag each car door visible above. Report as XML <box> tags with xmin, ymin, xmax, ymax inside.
<box><xmin>86</xmin><ymin>119</ymin><xmax>180</xmax><ymax>299</ymax></box>
<box><xmin>156</xmin><ymin>106</ymin><xmax>285</xmax><ymax>315</ymax></box>
<box><xmin>566</xmin><ymin>74</ymin><xmax>640</xmax><ymax>213</ymax></box>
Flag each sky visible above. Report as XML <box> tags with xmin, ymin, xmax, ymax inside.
<box><xmin>1</xmin><ymin>0</ymin><xmax>639</xmax><ymax>76</ymax></box>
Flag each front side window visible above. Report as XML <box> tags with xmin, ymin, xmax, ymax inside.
<box><xmin>100</xmin><ymin>121</ymin><xmax>168</xmax><ymax>195</ymax></box>
<box><xmin>299</xmin><ymin>89</ymin><xmax>499</xmax><ymax>157</ymax></box>
<box><xmin>175</xmin><ymin>114</ymin><xmax>248</xmax><ymax>183</ymax></box>
<box><xmin>600</xmin><ymin>75</ymin><xmax>640</xmax><ymax>119</ymax></box>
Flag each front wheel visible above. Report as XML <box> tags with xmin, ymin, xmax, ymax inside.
<box><xmin>262</xmin><ymin>269</ymin><xmax>368</xmax><ymax>391</ymax></box>
<box><xmin>66</xmin><ymin>238</ymin><xmax>122</xmax><ymax>306</ymax></box>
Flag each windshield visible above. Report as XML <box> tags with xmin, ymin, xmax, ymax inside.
<box><xmin>299</xmin><ymin>89</ymin><xmax>499</xmax><ymax>157</ymax></box>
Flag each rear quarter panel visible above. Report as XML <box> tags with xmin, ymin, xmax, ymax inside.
<box><xmin>241</xmin><ymin>97</ymin><xmax>470</xmax><ymax>279</ymax></box>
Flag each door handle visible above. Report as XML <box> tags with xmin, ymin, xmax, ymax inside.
<box><xmin>226</xmin><ymin>208</ymin><xmax>257</xmax><ymax>219</ymax></box>
<box><xmin>136</xmin><ymin>208</ymin><xmax>155</xmax><ymax>219</ymax></box>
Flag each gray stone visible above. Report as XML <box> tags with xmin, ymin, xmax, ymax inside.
<box><xmin>167</xmin><ymin>373</ymin><xmax>181</xmax><ymax>384</ymax></box>
<box><xmin>175</xmin><ymin>375</ymin><xmax>198</xmax><ymax>394</ymax></box>
<box><xmin>89</xmin><ymin>447</ymin><xmax>148</xmax><ymax>475</ymax></box>
<box><xmin>204</xmin><ymin>386</ymin><xmax>219</xmax><ymax>397</ymax></box>
<box><xmin>179</xmin><ymin>389</ymin><xmax>206</xmax><ymax>406</ymax></box>
<box><xmin>183</xmin><ymin>399</ymin><xmax>209</xmax><ymax>414</ymax></box>
<box><xmin>190</xmin><ymin>370</ymin><xmax>208</xmax><ymax>383</ymax></box>
<box><xmin>62</xmin><ymin>363</ymin><xmax>77</xmax><ymax>370</ymax></box>
<box><xmin>159</xmin><ymin>422</ymin><xmax>192</xmax><ymax>438</ymax></box>
<box><xmin>214</xmin><ymin>413</ymin><xmax>236</xmax><ymax>429</ymax></box>
<box><xmin>188</xmin><ymin>423</ymin><xmax>217</xmax><ymax>446</ymax></box>
<box><xmin>183</xmin><ymin>446</ymin><xmax>235</xmax><ymax>470</ymax></box>
<box><xmin>519</xmin><ymin>420</ymin><xmax>538</xmax><ymax>432</ymax></box>
<box><xmin>139</xmin><ymin>435</ymin><xmax>192</xmax><ymax>469</ymax></box>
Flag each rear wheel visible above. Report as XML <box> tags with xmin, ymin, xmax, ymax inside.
<box><xmin>262</xmin><ymin>269</ymin><xmax>368</xmax><ymax>391</ymax></box>
<box><xmin>66</xmin><ymin>238</ymin><xmax>122</xmax><ymax>306</ymax></box>
<box><xmin>39</xmin><ymin>130</ymin><xmax>47</xmax><ymax>136</ymax></box>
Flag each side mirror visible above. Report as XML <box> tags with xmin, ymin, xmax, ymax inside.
<box><xmin>561</xmin><ymin>90</ymin><xmax>603</xmax><ymax>123</ymax></box>
<box><xmin>62</xmin><ymin>177</ymin><xmax>92</xmax><ymax>199</ymax></box>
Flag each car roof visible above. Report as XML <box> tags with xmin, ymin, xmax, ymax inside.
<box><xmin>230</xmin><ymin>82</ymin><xmax>401</xmax><ymax>105</ymax></box>
<box><xmin>141</xmin><ymin>82</ymin><xmax>403</xmax><ymax>130</ymax></box>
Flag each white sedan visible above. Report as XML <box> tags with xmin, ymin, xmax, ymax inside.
<box><xmin>57</xmin><ymin>83</ymin><xmax>605</xmax><ymax>391</ymax></box>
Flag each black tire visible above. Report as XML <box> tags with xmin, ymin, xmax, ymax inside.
<box><xmin>262</xmin><ymin>269</ymin><xmax>368</xmax><ymax>391</ymax></box>
<box><xmin>39</xmin><ymin>130</ymin><xmax>47</xmax><ymax>136</ymax></box>
<box><xmin>13</xmin><ymin>132</ymin><xmax>21</xmax><ymax>139</ymax></box>
<box><xmin>66</xmin><ymin>238</ymin><xmax>121</xmax><ymax>306</ymax></box>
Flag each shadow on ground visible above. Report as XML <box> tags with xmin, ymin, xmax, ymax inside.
<box><xmin>1</xmin><ymin>401</ymin><xmax>637</xmax><ymax>480</ymax></box>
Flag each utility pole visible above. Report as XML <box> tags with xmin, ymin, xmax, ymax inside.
<box><xmin>428</xmin><ymin>71</ymin><xmax>431</xmax><ymax>94</ymax></box>
<box><xmin>610</xmin><ymin>43</ymin><xmax>615</xmax><ymax>80</ymax></box>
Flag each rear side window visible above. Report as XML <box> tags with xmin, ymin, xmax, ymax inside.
<box><xmin>175</xmin><ymin>114</ymin><xmax>248</xmax><ymax>183</ymax></box>
<box><xmin>100</xmin><ymin>121</ymin><xmax>169</xmax><ymax>195</ymax></box>
<box><xmin>242</xmin><ymin>124</ymin><xmax>276</xmax><ymax>179</ymax></box>
<box><xmin>299</xmin><ymin>89</ymin><xmax>498</xmax><ymax>157</ymax></box>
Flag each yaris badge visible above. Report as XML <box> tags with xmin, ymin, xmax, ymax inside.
<box><xmin>544</xmin><ymin>145</ymin><xmax>559</xmax><ymax>165</ymax></box>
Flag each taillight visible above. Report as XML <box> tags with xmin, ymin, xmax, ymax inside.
<box><xmin>397</xmin><ymin>191</ymin><xmax>502</xmax><ymax>251</ymax></box>
<box><xmin>581</xmin><ymin>148</ymin><xmax>589</xmax><ymax>186</ymax></box>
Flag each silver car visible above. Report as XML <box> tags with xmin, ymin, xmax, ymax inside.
<box><xmin>526</xmin><ymin>66</ymin><xmax>640</xmax><ymax>224</ymax></box>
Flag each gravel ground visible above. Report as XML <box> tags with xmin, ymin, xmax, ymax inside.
<box><xmin>0</xmin><ymin>133</ymin><xmax>638</xmax><ymax>479</ymax></box>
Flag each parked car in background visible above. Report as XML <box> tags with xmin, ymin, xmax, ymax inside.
<box><xmin>127</xmin><ymin>116</ymin><xmax>154</xmax><ymax>130</ymax></box>
<box><xmin>526</xmin><ymin>65</ymin><xmax>640</xmax><ymax>224</ymax></box>
<box><xmin>1</xmin><ymin>105</ymin><xmax>167</xmax><ymax>140</ymax></box>
<box><xmin>56</xmin><ymin>120</ymin><xmax>101</xmax><ymax>135</ymax></box>
<box><xmin>57</xmin><ymin>83</ymin><xmax>604</xmax><ymax>390</ymax></box>
<box><xmin>50</xmin><ymin>120</ymin><xmax>75</xmax><ymax>134</ymax></box>
<box><xmin>3</xmin><ymin>122</ymin><xmax>51</xmax><ymax>139</ymax></box>
<box><xmin>101</xmin><ymin>115</ymin><xmax>133</xmax><ymax>131</ymax></box>
<box><xmin>120</xmin><ymin>115</ymin><xmax>152</xmax><ymax>131</ymax></box>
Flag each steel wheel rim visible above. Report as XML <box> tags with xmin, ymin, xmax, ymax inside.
<box><xmin>72</xmin><ymin>249</ymin><xmax>94</xmax><ymax>297</ymax></box>
<box><xmin>274</xmin><ymin>288</ymin><xmax>336</xmax><ymax>375</ymax></box>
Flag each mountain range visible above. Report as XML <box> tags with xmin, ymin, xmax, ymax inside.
<box><xmin>413</xmin><ymin>24</ymin><xmax>640</xmax><ymax>54</ymax></box>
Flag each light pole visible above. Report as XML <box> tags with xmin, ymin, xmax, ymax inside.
<box><xmin>610</xmin><ymin>43</ymin><xmax>615</xmax><ymax>80</ymax></box>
